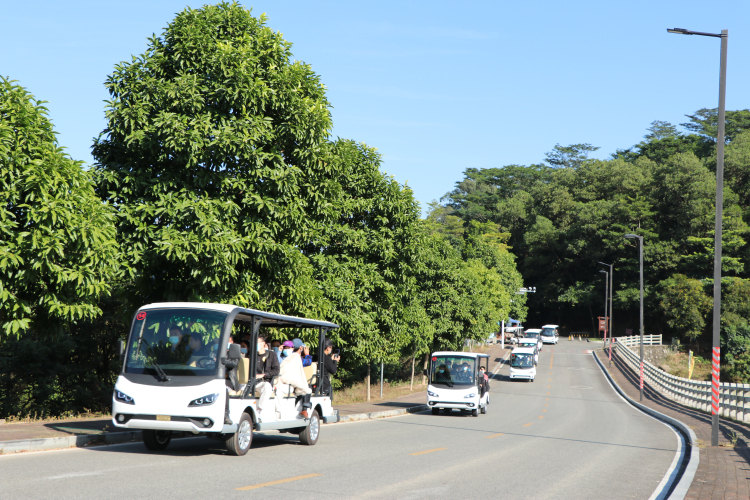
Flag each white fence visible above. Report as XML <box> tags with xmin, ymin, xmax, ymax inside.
<box><xmin>615</xmin><ymin>334</ymin><xmax>663</xmax><ymax>346</ymax></box>
<box><xmin>614</xmin><ymin>336</ymin><xmax>750</xmax><ymax>424</ymax></box>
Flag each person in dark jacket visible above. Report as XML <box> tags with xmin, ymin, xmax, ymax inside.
<box><xmin>321</xmin><ymin>340</ymin><xmax>339</xmax><ymax>399</ymax></box>
<box><xmin>478</xmin><ymin>366</ymin><xmax>489</xmax><ymax>397</ymax></box>
<box><xmin>255</xmin><ymin>335</ymin><xmax>280</xmax><ymax>417</ymax></box>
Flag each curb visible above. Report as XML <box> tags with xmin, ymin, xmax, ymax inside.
<box><xmin>0</xmin><ymin>405</ymin><xmax>429</xmax><ymax>455</ymax></box>
<box><xmin>592</xmin><ymin>351</ymin><xmax>699</xmax><ymax>500</ymax></box>
<box><xmin>0</xmin><ymin>430</ymin><xmax>141</xmax><ymax>455</ymax></box>
<box><xmin>337</xmin><ymin>404</ymin><xmax>428</xmax><ymax>423</ymax></box>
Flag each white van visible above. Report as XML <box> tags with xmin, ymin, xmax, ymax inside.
<box><xmin>509</xmin><ymin>347</ymin><xmax>537</xmax><ymax>382</ymax></box>
<box><xmin>427</xmin><ymin>352</ymin><xmax>489</xmax><ymax>416</ymax></box>
<box><xmin>541</xmin><ymin>324</ymin><xmax>559</xmax><ymax>344</ymax></box>
<box><xmin>112</xmin><ymin>302</ymin><xmax>339</xmax><ymax>455</ymax></box>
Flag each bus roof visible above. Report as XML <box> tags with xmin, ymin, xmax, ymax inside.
<box><xmin>431</xmin><ymin>351</ymin><xmax>489</xmax><ymax>359</ymax></box>
<box><xmin>139</xmin><ymin>302</ymin><xmax>339</xmax><ymax>329</ymax></box>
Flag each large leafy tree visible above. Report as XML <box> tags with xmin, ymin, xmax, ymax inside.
<box><xmin>309</xmin><ymin>139</ymin><xmax>428</xmax><ymax>389</ymax></box>
<box><xmin>92</xmin><ymin>3</ymin><xmax>334</xmax><ymax>314</ymax></box>
<box><xmin>0</xmin><ymin>78</ymin><xmax>121</xmax><ymax>417</ymax></box>
<box><xmin>0</xmin><ymin>78</ymin><xmax>120</xmax><ymax>337</ymax></box>
<box><xmin>657</xmin><ymin>274</ymin><xmax>711</xmax><ymax>344</ymax></box>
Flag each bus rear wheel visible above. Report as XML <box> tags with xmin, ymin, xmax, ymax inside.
<box><xmin>298</xmin><ymin>410</ymin><xmax>320</xmax><ymax>446</ymax></box>
<box><xmin>225</xmin><ymin>412</ymin><xmax>253</xmax><ymax>456</ymax></box>
<box><xmin>143</xmin><ymin>430</ymin><xmax>171</xmax><ymax>451</ymax></box>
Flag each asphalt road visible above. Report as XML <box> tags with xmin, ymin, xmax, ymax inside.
<box><xmin>0</xmin><ymin>341</ymin><xmax>679</xmax><ymax>499</ymax></box>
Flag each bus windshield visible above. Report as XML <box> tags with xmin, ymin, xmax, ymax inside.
<box><xmin>124</xmin><ymin>308</ymin><xmax>226</xmax><ymax>377</ymax></box>
<box><xmin>430</xmin><ymin>355</ymin><xmax>476</xmax><ymax>386</ymax></box>
<box><xmin>511</xmin><ymin>352</ymin><xmax>534</xmax><ymax>368</ymax></box>
<box><xmin>541</xmin><ymin>327</ymin><xmax>556</xmax><ymax>337</ymax></box>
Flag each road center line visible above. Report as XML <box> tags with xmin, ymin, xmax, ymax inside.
<box><xmin>236</xmin><ymin>473</ymin><xmax>322</xmax><ymax>491</ymax></box>
<box><xmin>410</xmin><ymin>447</ymin><xmax>447</xmax><ymax>456</ymax></box>
<box><xmin>485</xmin><ymin>432</ymin><xmax>504</xmax><ymax>439</ymax></box>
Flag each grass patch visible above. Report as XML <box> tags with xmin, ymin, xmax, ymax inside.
<box><xmin>659</xmin><ymin>350</ymin><xmax>712</xmax><ymax>381</ymax></box>
<box><xmin>334</xmin><ymin>380</ymin><xmax>426</xmax><ymax>405</ymax></box>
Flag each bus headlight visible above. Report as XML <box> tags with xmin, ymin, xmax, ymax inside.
<box><xmin>114</xmin><ymin>390</ymin><xmax>135</xmax><ymax>405</ymax></box>
<box><xmin>427</xmin><ymin>390</ymin><xmax>439</xmax><ymax>398</ymax></box>
<box><xmin>464</xmin><ymin>393</ymin><xmax>476</xmax><ymax>399</ymax></box>
<box><xmin>188</xmin><ymin>393</ymin><xmax>219</xmax><ymax>407</ymax></box>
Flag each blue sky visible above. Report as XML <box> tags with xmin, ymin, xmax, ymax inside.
<box><xmin>3</xmin><ymin>1</ymin><xmax>749</xmax><ymax>214</ymax></box>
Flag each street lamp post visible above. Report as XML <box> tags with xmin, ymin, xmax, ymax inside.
<box><xmin>599</xmin><ymin>269</ymin><xmax>609</xmax><ymax>344</ymax></box>
<box><xmin>599</xmin><ymin>261</ymin><xmax>614</xmax><ymax>362</ymax></box>
<box><xmin>667</xmin><ymin>26</ymin><xmax>727</xmax><ymax>447</ymax></box>
<box><xmin>625</xmin><ymin>234</ymin><xmax>644</xmax><ymax>401</ymax></box>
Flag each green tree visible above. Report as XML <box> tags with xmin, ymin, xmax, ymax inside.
<box><xmin>0</xmin><ymin>78</ymin><xmax>121</xmax><ymax>417</ymax></box>
<box><xmin>614</xmin><ymin>121</ymin><xmax>708</xmax><ymax>164</ymax></box>
<box><xmin>0</xmin><ymin>77</ymin><xmax>121</xmax><ymax>337</ymax></box>
<box><xmin>544</xmin><ymin>143</ymin><xmax>599</xmax><ymax>169</ymax></box>
<box><xmin>682</xmin><ymin>108</ymin><xmax>750</xmax><ymax>144</ymax></box>
<box><xmin>721</xmin><ymin>278</ymin><xmax>750</xmax><ymax>382</ymax></box>
<box><xmin>724</xmin><ymin>130</ymin><xmax>750</xmax><ymax>214</ymax></box>
<box><xmin>310</xmin><ymin>140</ymin><xmax>426</xmax><ymax>384</ymax></box>
<box><xmin>92</xmin><ymin>3</ymin><xmax>333</xmax><ymax>314</ymax></box>
<box><xmin>657</xmin><ymin>274</ymin><xmax>711</xmax><ymax>343</ymax></box>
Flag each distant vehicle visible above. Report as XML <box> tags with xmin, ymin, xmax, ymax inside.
<box><xmin>517</xmin><ymin>337</ymin><xmax>539</xmax><ymax>364</ymax></box>
<box><xmin>112</xmin><ymin>302</ymin><xmax>339</xmax><ymax>456</ymax></box>
<box><xmin>426</xmin><ymin>352</ymin><xmax>490</xmax><ymax>417</ymax></box>
<box><xmin>524</xmin><ymin>328</ymin><xmax>544</xmax><ymax>351</ymax></box>
<box><xmin>509</xmin><ymin>347</ymin><xmax>537</xmax><ymax>382</ymax></box>
<box><xmin>541</xmin><ymin>324</ymin><xmax>559</xmax><ymax>344</ymax></box>
<box><xmin>504</xmin><ymin>325</ymin><xmax>523</xmax><ymax>345</ymax></box>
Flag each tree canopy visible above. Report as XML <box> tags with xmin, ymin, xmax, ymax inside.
<box><xmin>441</xmin><ymin>112</ymin><xmax>750</xmax><ymax>381</ymax></box>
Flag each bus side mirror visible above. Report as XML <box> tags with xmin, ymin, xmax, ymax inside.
<box><xmin>119</xmin><ymin>340</ymin><xmax>126</xmax><ymax>360</ymax></box>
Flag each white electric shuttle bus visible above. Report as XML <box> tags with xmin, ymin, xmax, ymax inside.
<box><xmin>426</xmin><ymin>351</ymin><xmax>490</xmax><ymax>416</ymax></box>
<box><xmin>112</xmin><ymin>302</ymin><xmax>339</xmax><ymax>456</ymax></box>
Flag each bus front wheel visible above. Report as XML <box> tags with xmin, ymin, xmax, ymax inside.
<box><xmin>143</xmin><ymin>430</ymin><xmax>171</xmax><ymax>451</ymax></box>
<box><xmin>225</xmin><ymin>412</ymin><xmax>253</xmax><ymax>456</ymax></box>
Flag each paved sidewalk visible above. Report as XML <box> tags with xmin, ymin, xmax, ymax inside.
<box><xmin>595</xmin><ymin>348</ymin><xmax>750</xmax><ymax>499</ymax></box>
<box><xmin>0</xmin><ymin>344</ymin><xmax>510</xmax><ymax>455</ymax></box>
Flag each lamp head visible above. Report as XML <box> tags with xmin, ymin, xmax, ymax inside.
<box><xmin>624</xmin><ymin>234</ymin><xmax>640</xmax><ymax>240</ymax></box>
<box><xmin>667</xmin><ymin>28</ymin><xmax>691</xmax><ymax>35</ymax></box>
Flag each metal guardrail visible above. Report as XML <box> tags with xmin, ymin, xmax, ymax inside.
<box><xmin>614</xmin><ymin>336</ymin><xmax>750</xmax><ymax>424</ymax></box>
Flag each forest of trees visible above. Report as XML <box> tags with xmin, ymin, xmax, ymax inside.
<box><xmin>0</xmin><ymin>3</ymin><xmax>524</xmax><ymax>418</ymax></box>
<box><xmin>438</xmin><ymin>113</ymin><xmax>750</xmax><ymax>383</ymax></box>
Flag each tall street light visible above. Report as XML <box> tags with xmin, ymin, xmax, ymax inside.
<box><xmin>599</xmin><ymin>269</ymin><xmax>609</xmax><ymax>343</ymax></box>
<box><xmin>599</xmin><ymin>261</ymin><xmax>614</xmax><ymax>362</ymax></box>
<box><xmin>667</xmin><ymin>26</ymin><xmax>727</xmax><ymax>447</ymax></box>
<box><xmin>625</xmin><ymin>234</ymin><xmax>644</xmax><ymax>401</ymax></box>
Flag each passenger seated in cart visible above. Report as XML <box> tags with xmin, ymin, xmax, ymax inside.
<box><xmin>434</xmin><ymin>364</ymin><xmax>452</xmax><ymax>385</ymax></box>
<box><xmin>457</xmin><ymin>362</ymin><xmax>473</xmax><ymax>382</ymax></box>
<box><xmin>278</xmin><ymin>340</ymin><xmax>313</xmax><ymax>419</ymax></box>
<box><xmin>255</xmin><ymin>335</ymin><xmax>279</xmax><ymax>419</ymax></box>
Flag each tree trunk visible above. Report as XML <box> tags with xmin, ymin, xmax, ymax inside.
<box><xmin>366</xmin><ymin>364</ymin><xmax>371</xmax><ymax>401</ymax></box>
<box><xmin>410</xmin><ymin>355</ymin><xmax>415</xmax><ymax>391</ymax></box>
<box><xmin>422</xmin><ymin>352</ymin><xmax>429</xmax><ymax>385</ymax></box>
